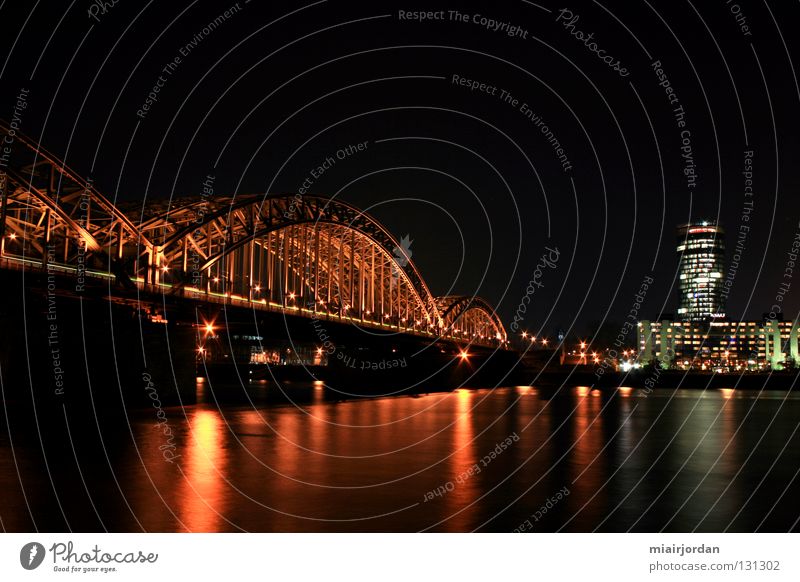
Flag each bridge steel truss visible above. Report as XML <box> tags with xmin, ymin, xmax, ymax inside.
<box><xmin>436</xmin><ymin>295</ymin><xmax>508</xmax><ymax>345</ymax></box>
<box><xmin>0</xmin><ymin>122</ymin><xmax>151</xmax><ymax>278</ymax></box>
<box><xmin>0</xmin><ymin>124</ymin><xmax>507</xmax><ymax>348</ymax></box>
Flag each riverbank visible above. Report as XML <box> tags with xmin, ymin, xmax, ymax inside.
<box><xmin>518</xmin><ymin>367</ymin><xmax>800</xmax><ymax>391</ymax></box>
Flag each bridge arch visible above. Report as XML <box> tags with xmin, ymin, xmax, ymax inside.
<box><xmin>137</xmin><ymin>194</ymin><xmax>442</xmax><ymax>331</ymax></box>
<box><xmin>435</xmin><ymin>295</ymin><xmax>507</xmax><ymax>344</ymax></box>
<box><xmin>0</xmin><ymin>123</ymin><xmax>151</xmax><ymax>275</ymax></box>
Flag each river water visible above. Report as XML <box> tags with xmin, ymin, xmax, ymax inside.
<box><xmin>1</xmin><ymin>385</ymin><xmax>798</xmax><ymax>532</ymax></box>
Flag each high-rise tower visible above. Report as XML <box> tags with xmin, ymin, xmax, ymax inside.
<box><xmin>676</xmin><ymin>221</ymin><xmax>726</xmax><ymax>321</ymax></box>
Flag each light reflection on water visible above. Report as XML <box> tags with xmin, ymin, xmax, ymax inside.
<box><xmin>1</xmin><ymin>386</ymin><xmax>799</xmax><ymax>532</ymax></box>
<box><xmin>177</xmin><ymin>410</ymin><xmax>228</xmax><ymax>533</ymax></box>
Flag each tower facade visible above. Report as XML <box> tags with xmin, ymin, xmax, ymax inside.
<box><xmin>676</xmin><ymin>221</ymin><xmax>725</xmax><ymax>321</ymax></box>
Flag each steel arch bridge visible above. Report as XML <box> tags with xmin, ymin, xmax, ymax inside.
<box><xmin>0</xmin><ymin>123</ymin><xmax>507</xmax><ymax>348</ymax></box>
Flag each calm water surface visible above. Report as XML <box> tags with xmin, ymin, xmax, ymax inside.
<box><xmin>1</xmin><ymin>385</ymin><xmax>799</xmax><ymax>532</ymax></box>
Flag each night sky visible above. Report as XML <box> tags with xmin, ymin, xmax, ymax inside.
<box><xmin>3</xmin><ymin>0</ymin><xmax>799</xmax><ymax>339</ymax></box>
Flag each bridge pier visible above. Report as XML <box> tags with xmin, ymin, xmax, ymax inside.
<box><xmin>0</xmin><ymin>268</ymin><xmax>197</xmax><ymax>412</ymax></box>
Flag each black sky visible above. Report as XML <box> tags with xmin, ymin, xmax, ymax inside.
<box><xmin>2</xmin><ymin>0</ymin><xmax>799</xmax><ymax>338</ymax></box>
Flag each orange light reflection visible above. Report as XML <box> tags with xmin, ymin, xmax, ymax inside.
<box><xmin>177</xmin><ymin>410</ymin><xmax>227</xmax><ymax>532</ymax></box>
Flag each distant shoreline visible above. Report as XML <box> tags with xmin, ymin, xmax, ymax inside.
<box><xmin>523</xmin><ymin>368</ymin><xmax>800</xmax><ymax>391</ymax></box>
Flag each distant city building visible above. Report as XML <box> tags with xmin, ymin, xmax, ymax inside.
<box><xmin>635</xmin><ymin>222</ymin><xmax>800</xmax><ymax>371</ymax></box>
<box><xmin>638</xmin><ymin>317</ymin><xmax>800</xmax><ymax>371</ymax></box>
<box><xmin>677</xmin><ymin>221</ymin><xmax>726</xmax><ymax>321</ymax></box>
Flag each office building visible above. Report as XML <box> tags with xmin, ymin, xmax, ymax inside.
<box><xmin>677</xmin><ymin>221</ymin><xmax>726</xmax><ymax>321</ymax></box>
